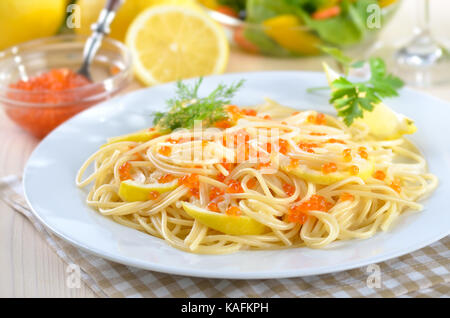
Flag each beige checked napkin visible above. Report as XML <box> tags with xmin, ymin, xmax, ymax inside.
<box><xmin>1</xmin><ymin>175</ymin><xmax>449</xmax><ymax>298</ymax></box>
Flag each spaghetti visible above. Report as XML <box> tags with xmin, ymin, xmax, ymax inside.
<box><xmin>76</xmin><ymin>100</ymin><xmax>437</xmax><ymax>254</ymax></box>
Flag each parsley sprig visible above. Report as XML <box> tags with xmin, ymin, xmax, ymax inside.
<box><xmin>330</xmin><ymin>57</ymin><xmax>404</xmax><ymax>126</ymax></box>
<box><xmin>153</xmin><ymin>78</ymin><xmax>244</xmax><ymax>132</ymax></box>
<box><xmin>316</xmin><ymin>46</ymin><xmax>405</xmax><ymax>126</ymax></box>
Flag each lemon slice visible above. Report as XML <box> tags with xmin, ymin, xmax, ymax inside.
<box><xmin>119</xmin><ymin>179</ymin><xmax>178</xmax><ymax>201</ymax></box>
<box><xmin>182</xmin><ymin>202</ymin><xmax>267</xmax><ymax>236</ymax></box>
<box><xmin>125</xmin><ymin>5</ymin><xmax>229</xmax><ymax>86</ymax></box>
<box><xmin>103</xmin><ymin>129</ymin><xmax>160</xmax><ymax>147</ymax></box>
<box><xmin>282</xmin><ymin>160</ymin><xmax>374</xmax><ymax>185</ymax></box>
<box><xmin>323</xmin><ymin>62</ymin><xmax>417</xmax><ymax>140</ymax></box>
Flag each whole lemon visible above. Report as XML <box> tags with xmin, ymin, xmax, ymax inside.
<box><xmin>75</xmin><ymin>0</ymin><xmax>193</xmax><ymax>42</ymax></box>
<box><xmin>0</xmin><ymin>0</ymin><xmax>66</xmax><ymax>50</ymax></box>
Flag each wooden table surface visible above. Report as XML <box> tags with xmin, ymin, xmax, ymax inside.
<box><xmin>0</xmin><ymin>0</ymin><xmax>449</xmax><ymax>297</ymax></box>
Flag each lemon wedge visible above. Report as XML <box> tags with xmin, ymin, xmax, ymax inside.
<box><xmin>103</xmin><ymin>129</ymin><xmax>160</xmax><ymax>146</ymax></box>
<box><xmin>281</xmin><ymin>160</ymin><xmax>374</xmax><ymax>185</ymax></box>
<box><xmin>354</xmin><ymin>102</ymin><xmax>417</xmax><ymax>140</ymax></box>
<box><xmin>182</xmin><ymin>202</ymin><xmax>267</xmax><ymax>236</ymax></box>
<box><xmin>119</xmin><ymin>179</ymin><xmax>178</xmax><ymax>202</ymax></box>
<box><xmin>125</xmin><ymin>5</ymin><xmax>229</xmax><ymax>86</ymax></box>
<box><xmin>323</xmin><ymin>62</ymin><xmax>417</xmax><ymax>140</ymax></box>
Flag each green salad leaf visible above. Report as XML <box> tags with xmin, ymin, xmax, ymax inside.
<box><xmin>246</xmin><ymin>0</ymin><xmax>296</xmax><ymax>23</ymax></box>
<box><xmin>297</xmin><ymin>0</ymin><xmax>377</xmax><ymax>46</ymax></box>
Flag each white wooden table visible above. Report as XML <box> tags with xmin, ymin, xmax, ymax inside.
<box><xmin>0</xmin><ymin>0</ymin><xmax>449</xmax><ymax>297</ymax></box>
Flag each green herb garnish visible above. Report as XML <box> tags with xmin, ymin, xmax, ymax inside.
<box><xmin>153</xmin><ymin>78</ymin><xmax>244</xmax><ymax>132</ymax></box>
<box><xmin>330</xmin><ymin>57</ymin><xmax>404</xmax><ymax>126</ymax></box>
<box><xmin>311</xmin><ymin>47</ymin><xmax>404</xmax><ymax>126</ymax></box>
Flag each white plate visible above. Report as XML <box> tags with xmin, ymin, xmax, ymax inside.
<box><xmin>24</xmin><ymin>71</ymin><xmax>450</xmax><ymax>279</ymax></box>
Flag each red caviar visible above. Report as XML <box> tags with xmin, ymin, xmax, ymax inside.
<box><xmin>390</xmin><ymin>177</ymin><xmax>402</xmax><ymax>193</ymax></box>
<box><xmin>283</xmin><ymin>183</ymin><xmax>295</xmax><ymax>196</ymax></box>
<box><xmin>243</xmin><ymin>109</ymin><xmax>257</xmax><ymax>116</ymax></box>
<box><xmin>263</xmin><ymin>115</ymin><xmax>272</xmax><ymax>120</ymax></box>
<box><xmin>226</xmin><ymin>105</ymin><xmax>241</xmax><ymax>114</ymax></box>
<box><xmin>316</xmin><ymin>113</ymin><xmax>326</xmax><ymax>124</ymax></box>
<box><xmin>158</xmin><ymin>145</ymin><xmax>172</xmax><ymax>156</ymax></box>
<box><xmin>226</xmin><ymin>206</ymin><xmax>242</xmax><ymax>216</ymax></box>
<box><xmin>278</xmin><ymin>139</ymin><xmax>290</xmax><ymax>155</ymax></box>
<box><xmin>178</xmin><ymin>174</ymin><xmax>200</xmax><ymax>197</ymax></box>
<box><xmin>209</xmin><ymin>186</ymin><xmax>225</xmax><ymax>201</ymax></box>
<box><xmin>214</xmin><ymin>119</ymin><xmax>233</xmax><ymax>129</ymax></box>
<box><xmin>247</xmin><ymin>178</ymin><xmax>258</xmax><ymax>189</ymax></box>
<box><xmin>310</xmin><ymin>132</ymin><xmax>327</xmax><ymax>136</ymax></box>
<box><xmin>298</xmin><ymin>142</ymin><xmax>318</xmax><ymax>153</ymax></box>
<box><xmin>6</xmin><ymin>68</ymin><xmax>95</xmax><ymax>138</ymax></box>
<box><xmin>308</xmin><ymin>113</ymin><xmax>326</xmax><ymax>125</ymax></box>
<box><xmin>221</xmin><ymin>162</ymin><xmax>235</xmax><ymax>173</ymax></box>
<box><xmin>189</xmin><ymin>188</ymin><xmax>200</xmax><ymax>198</ymax></box>
<box><xmin>158</xmin><ymin>174</ymin><xmax>176</xmax><ymax>183</ymax></box>
<box><xmin>9</xmin><ymin>68</ymin><xmax>90</xmax><ymax>96</ymax></box>
<box><xmin>148</xmin><ymin>191</ymin><xmax>160</xmax><ymax>200</ymax></box>
<box><xmin>207</xmin><ymin>202</ymin><xmax>220</xmax><ymax>212</ymax></box>
<box><xmin>226</xmin><ymin>180</ymin><xmax>244</xmax><ymax>194</ymax></box>
<box><xmin>340</xmin><ymin>192</ymin><xmax>354</xmax><ymax>201</ymax></box>
<box><xmin>289</xmin><ymin>158</ymin><xmax>300</xmax><ymax>168</ymax></box>
<box><xmin>358</xmin><ymin>147</ymin><xmax>368</xmax><ymax>159</ymax></box>
<box><xmin>343</xmin><ymin>149</ymin><xmax>352</xmax><ymax>162</ymax></box>
<box><xmin>167</xmin><ymin>137</ymin><xmax>191</xmax><ymax>144</ymax></box>
<box><xmin>373</xmin><ymin>170</ymin><xmax>386</xmax><ymax>181</ymax></box>
<box><xmin>287</xmin><ymin>195</ymin><xmax>332</xmax><ymax>224</ymax></box>
<box><xmin>349</xmin><ymin>165</ymin><xmax>359</xmax><ymax>175</ymax></box>
<box><xmin>216</xmin><ymin>173</ymin><xmax>227</xmax><ymax>183</ymax></box>
<box><xmin>322</xmin><ymin>162</ymin><xmax>338</xmax><ymax>174</ymax></box>
<box><xmin>257</xmin><ymin>161</ymin><xmax>272</xmax><ymax>170</ymax></box>
<box><xmin>118</xmin><ymin>162</ymin><xmax>132</xmax><ymax>181</ymax></box>
<box><xmin>328</xmin><ymin>138</ymin><xmax>346</xmax><ymax>144</ymax></box>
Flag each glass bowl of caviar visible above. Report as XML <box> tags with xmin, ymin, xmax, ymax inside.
<box><xmin>199</xmin><ymin>0</ymin><xmax>400</xmax><ymax>57</ymax></box>
<box><xmin>0</xmin><ymin>34</ymin><xmax>132</xmax><ymax>138</ymax></box>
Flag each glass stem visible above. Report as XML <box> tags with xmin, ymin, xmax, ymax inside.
<box><xmin>416</xmin><ymin>0</ymin><xmax>430</xmax><ymax>34</ymax></box>
<box><xmin>395</xmin><ymin>0</ymin><xmax>442</xmax><ymax>67</ymax></box>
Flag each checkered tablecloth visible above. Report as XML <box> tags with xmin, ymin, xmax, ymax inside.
<box><xmin>1</xmin><ymin>175</ymin><xmax>448</xmax><ymax>298</ymax></box>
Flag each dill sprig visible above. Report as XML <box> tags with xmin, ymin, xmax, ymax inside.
<box><xmin>153</xmin><ymin>78</ymin><xmax>244</xmax><ymax>132</ymax></box>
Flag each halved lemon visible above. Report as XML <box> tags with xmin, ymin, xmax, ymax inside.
<box><xmin>125</xmin><ymin>5</ymin><xmax>229</xmax><ymax>86</ymax></box>
<box><xmin>281</xmin><ymin>160</ymin><xmax>374</xmax><ymax>185</ymax></box>
<box><xmin>182</xmin><ymin>202</ymin><xmax>267</xmax><ymax>236</ymax></box>
<box><xmin>75</xmin><ymin>0</ymin><xmax>193</xmax><ymax>42</ymax></box>
<box><xmin>323</xmin><ymin>62</ymin><xmax>417</xmax><ymax>140</ymax></box>
<box><xmin>103</xmin><ymin>129</ymin><xmax>160</xmax><ymax>147</ymax></box>
<box><xmin>119</xmin><ymin>179</ymin><xmax>178</xmax><ymax>201</ymax></box>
